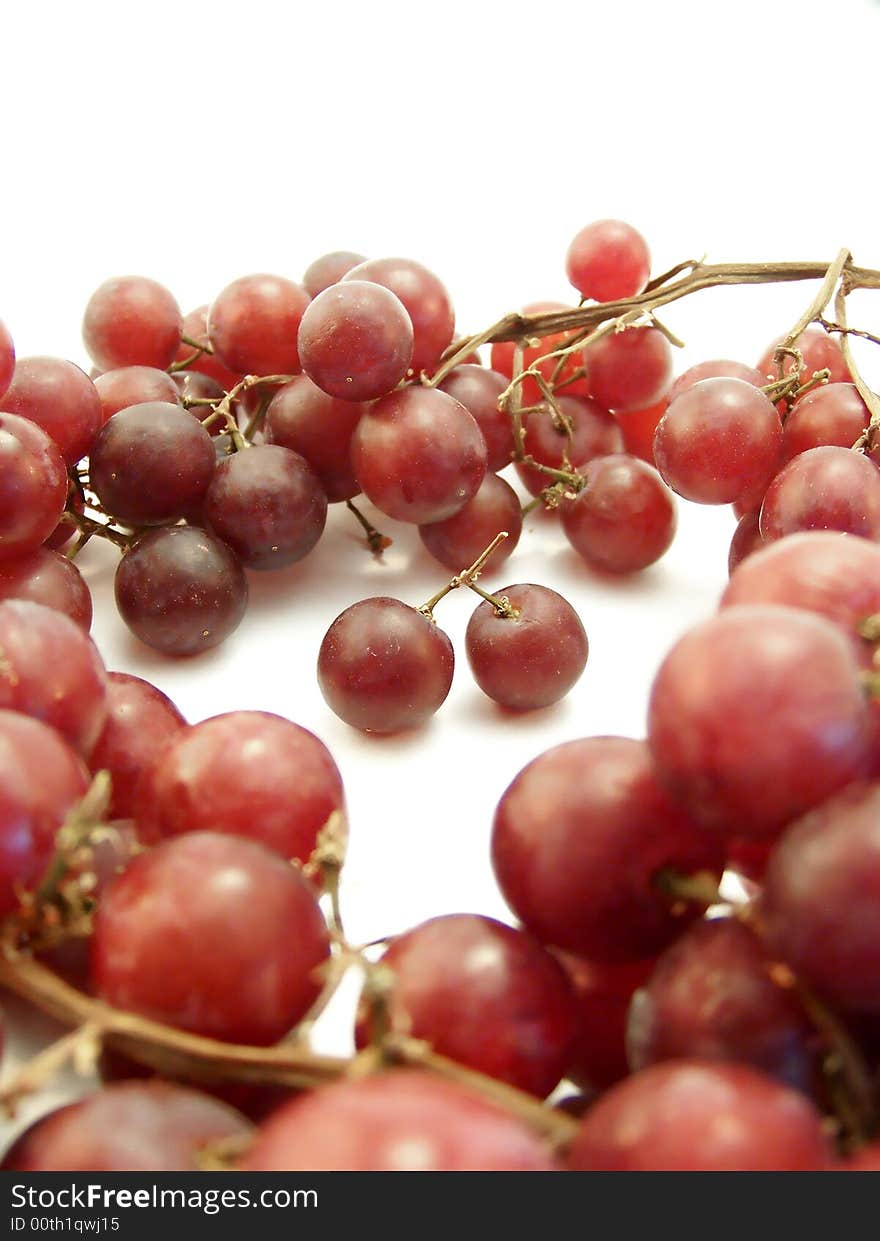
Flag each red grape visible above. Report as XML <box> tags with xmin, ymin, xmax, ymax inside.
<box><xmin>1</xmin><ymin>356</ymin><xmax>103</xmax><ymax>465</ymax></box>
<box><xmin>203</xmin><ymin>444</ymin><xmax>327</xmax><ymax>570</ymax></box>
<box><xmin>653</xmin><ymin>378</ymin><xmax>782</xmax><ymax>505</ymax></box>
<box><xmin>721</xmin><ymin>531</ymin><xmax>880</xmax><ymax>664</ymax></box>
<box><xmin>419</xmin><ymin>473</ymin><xmax>522</xmax><ymax>571</ymax></box>
<box><xmin>351</xmin><ymin>387</ymin><xmax>487</xmax><ymax>524</ymax></box>
<box><xmin>83</xmin><ymin>276</ymin><xmax>182</xmax><ymax>372</ymax></box>
<box><xmin>90</xmin><ymin>402</ymin><xmax>216</xmax><ymax>527</ymax></box>
<box><xmin>0</xmin><ymin>548</ymin><xmax>92</xmax><ymax>629</ymax></box>
<box><xmin>567</xmin><ymin>1061</ymin><xmax>829</xmax><ymax>1170</ymax></box>
<box><xmin>561</xmin><ymin>454</ymin><xmax>677</xmax><ymax>573</ymax></box>
<box><xmin>557</xmin><ymin>953</ymin><xmax>655</xmax><ymax>1092</ymax></box>
<box><xmin>614</xmin><ymin>398</ymin><xmax>667</xmax><ymax>465</ymax></box>
<box><xmin>3</xmin><ymin>1081</ymin><xmax>252</xmax><ymax>1171</ymax></box>
<box><xmin>135</xmin><ymin>709</ymin><xmax>344</xmax><ymax>863</ymax></box>
<box><xmin>627</xmin><ymin>917</ymin><xmax>819</xmax><ymax>1092</ymax></box>
<box><xmin>757</xmin><ymin>324</ymin><xmax>850</xmax><ymax>386</ymax></box>
<box><xmin>727</xmin><ymin>508</ymin><xmax>763</xmax><ymax>574</ymax></box>
<box><xmin>114</xmin><ymin>526</ymin><xmax>248</xmax><ymax>656</ymax></box>
<box><xmin>760</xmin><ymin>445</ymin><xmax>880</xmax><ymax>542</ymax></box>
<box><xmin>318</xmin><ymin>597</ymin><xmax>454</xmax><ymax>733</ymax></box>
<box><xmin>208</xmin><ymin>274</ymin><xmax>309</xmax><ymax>376</ymax></box>
<box><xmin>94</xmin><ymin>365</ymin><xmax>182</xmax><ymax>423</ymax></box>
<box><xmin>647</xmin><ymin>605</ymin><xmax>873</xmax><ymax>839</ymax></box>
<box><xmin>91</xmin><ymin>832</ymin><xmax>330</xmax><ymax>1044</ymax></box>
<box><xmin>173</xmin><ymin>305</ymin><xmax>241</xmax><ymax>391</ymax></box>
<box><xmin>584</xmin><ymin>325</ymin><xmax>673</xmax><ymax>413</ymax></box>
<box><xmin>343</xmin><ymin>257</ymin><xmax>454</xmax><ymax>375</ymax></box>
<box><xmin>298</xmin><ymin>281</ymin><xmax>413</xmax><ymax>401</ymax></box>
<box><xmin>264</xmin><ymin>376</ymin><xmax>366</xmax><ymax>502</ymax></box>
<box><xmin>0</xmin><ymin>319</ymin><xmax>14</xmax><ymax>399</ymax></box>
<box><xmin>357</xmin><ymin>914</ymin><xmax>576</xmax><ymax>1096</ymax></box>
<box><xmin>491</xmin><ymin>737</ymin><xmax>724</xmax><ymax>960</ymax></box>
<box><xmin>0</xmin><ymin>599</ymin><xmax>107</xmax><ymax>755</ymax></box>
<box><xmin>88</xmin><ymin>672</ymin><xmax>187</xmax><ymax>820</ymax></box>
<box><xmin>0</xmin><ymin>710</ymin><xmax>89</xmax><ymax>916</ymax></box>
<box><xmin>490</xmin><ymin>301</ymin><xmax>590</xmax><ymax>404</ymax></box>
<box><xmin>244</xmin><ymin>1070</ymin><xmax>556</xmax><ymax>1171</ymax></box>
<box><xmin>438</xmin><ymin>365</ymin><xmax>513</xmax><ymax>473</ymax></box>
<box><xmin>565</xmin><ymin>219</ymin><xmax>650</xmax><ymax>302</ymax></box>
<box><xmin>465</xmin><ymin>583</ymin><xmax>588</xmax><ymax>710</ymax></box>
<box><xmin>302</xmin><ymin>250</ymin><xmax>366</xmax><ymax>298</ymax></box>
<box><xmin>782</xmin><ymin>382</ymin><xmax>869</xmax><ymax>462</ymax></box>
<box><xmin>762</xmin><ymin>783</ymin><xmax>880</xmax><ymax>1014</ymax></box>
<box><xmin>668</xmin><ymin>359</ymin><xmax>765</xmax><ymax>402</ymax></box>
<box><xmin>515</xmin><ymin>395</ymin><xmax>623</xmax><ymax>496</ymax></box>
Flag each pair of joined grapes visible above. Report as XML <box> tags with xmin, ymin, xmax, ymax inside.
<box><xmin>317</xmin><ymin>532</ymin><xmax>589</xmax><ymax>730</ymax></box>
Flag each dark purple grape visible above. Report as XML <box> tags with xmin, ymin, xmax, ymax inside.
<box><xmin>114</xmin><ymin>526</ymin><xmax>248</xmax><ymax>656</ymax></box>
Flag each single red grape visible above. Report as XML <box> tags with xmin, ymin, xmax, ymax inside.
<box><xmin>760</xmin><ymin>445</ymin><xmax>880</xmax><ymax>542</ymax></box>
<box><xmin>627</xmin><ymin>917</ymin><xmax>820</xmax><ymax>1093</ymax></box>
<box><xmin>565</xmin><ymin>219</ymin><xmax>650</xmax><ymax>302</ymax></box>
<box><xmin>203</xmin><ymin>444</ymin><xmax>327</xmax><ymax>570</ymax></box>
<box><xmin>302</xmin><ymin>250</ymin><xmax>366</xmax><ymax>298</ymax></box>
<box><xmin>343</xmin><ymin>257</ymin><xmax>454</xmax><ymax>375</ymax></box>
<box><xmin>351</xmin><ymin>387</ymin><xmax>486</xmax><ymax>524</ymax></box>
<box><xmin>653</xmin><ymin>378</ymin><xmax>782</xmax><ymax>505</ymax></box>
<box><xmin>94</xmin><ymin>365</ymin><xmax>182</xmax><ymax>423</ymax></box>
<box><xmin>0</xmin><ymin>413</ymin><xmax>69</xmax><ymax>561</ymax></box>
<box><xmin>114</xmin><ymin>526</ymin><xmax>248</xmax><ymax>656</ymax></box>
<box><xmin>669</xmin><ymin>359</ymin><xmax>765</xmax><ymax>402</ymax></box>
<box><xmin>438</xmin><ymin>365</ymin><xmax>513</xmax><ymax>473</ymax></box>
<box><xmin>721</xmin><ymin>531</ymin><xmax>880</xmax><ymax>665</ymax></box>
<box><xmin>244</xmin><ymin>1070</ymin><xmax>557</xmax><ymax>1171</ymax></box>
<box><xmin>757</xmin><ymin>324</ymin><xmax>850</xmax><ymax>386</ymax></box>
<box><xmin>647</xmin><ymin>605</ymin><xmax>873</xmax><ymax>839</ymax></box>
<box><xmin>0</xmin><ymin>356</ymin><xmax>103</xmax><ymax>465</ymax></box>
<box><xmin>91</xmin><ymin>832</ymin><xmax>331</xmax><ymax>1044</ymax></box>
<box><xmin>561</xmin><ymin>454</ymin><xmax>677</xmax><ymax>573</ymax></box>
<box><xmin>490</xmin><ymin>301</ymin><xmax>590</xmax><ymax>404</ymax></box>
<box><xmin>173</xmin><ymin>305</ymin><xmax>242</xmax><ymax>391</ymax></box>
<box><xmin>515</xmin><ymin>395</ymin><xmax>623</xmax><ymax>496</ymax></box>
<box><xmin>298</xmin><ymin>281</ymin><xmax>413</xmax><ymax>401</ymax></box>
<box><xmin>208</xmin><ymin>275</ymin><xmax>309</xmax><ymax>376</ymax></box>
<box><xmin>762</xmin><ymin>783</ymin><xmax>880</xmax><ymax>1014</ymax></box>
<box><xmin>135</xmin><ymin>709</ymin><xmax>344</xmax><ymax>862</ymax></box>
<box><xmin>318</xmin><ymin>597</ymin><xmax>454</xmax><ymax>733</ymax></box>
<box><xmin>357</xmin><ymin>914</ymin><xmax>577</xmax><ymax>1096</ymax></box>
<box><xmin>567</xmin><ymin>1061</ymin><xmax>830</xmax><ymax>1170</ymax></box>
<box><xmin>614</xmin><ymin>398</ymin><xmax>667</xmax><ymax>465</ymax></box>
<box><xmin>2</xmin><ymin>1081</ymin><xmax>252</xmax><ymax>1171</ymax></box>
<box><xmin>465</xmin><ymin>583</ymin><xmax>588</xmax><ymax>710</ymax></box>
<box><xmin>556</xmin><ymin>953</ymin><xmax>656</xmax><ymax>1091</ymax></box>
<box><xmin>727</xmin><ymin>508</ymin><xmax>763</xmax><ymax>574</ymax></box>
<box><xmin>491</xmin><ymin>737</ymin><xmax>724</xmax><ymax>960</ymax></box>
<box><xmin>0</xmin><ymin>320</ymin><xmax>14</xmax><ymax>399</ymax></box>
<box><xmin>88</xmin><ymin>672</ymin><xmax>187</xmax><ymax>820</ymax></box>
<box><xmin>264</xmin><ymin>376</ymin><xmax>366</xmax><ymax>502</ymax></box>
<box><xmin>782</xmin><ymin>382</ymin><xmax>869</xmax><ymax>462</ymax></box>
<box><xmin>83</xmin><ymin>276</ymin><xmax>182</xmax><ymax>372</ymax></box>
<box><xmin>0</xmin><ymin>599</ymin><xmax>107</xmax><ymax>755</ymax></box>
<box><xmin>0</xmin><ymin>710</ymin><xmax>89</xmax><ymax>916</ymax></box>
<box><xmin>0</xmin><ymin>548</ymin><xmax>92</xmax><ymax>629</ymax></box>
<box><xmin>419</xmin><ymin>473</ymin><xmax>522</xmax><ymax>571</ymax></box>
<box><xmin>584</xmin><ymin>325</ymin><xmax>673</xmax><ymax>413</ymax></box>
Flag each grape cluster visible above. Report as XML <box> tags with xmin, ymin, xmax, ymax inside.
<box><xmin>4</xmin><ymin>226</ymin><xmax>880</xmax><ymax>1172</ymax></box>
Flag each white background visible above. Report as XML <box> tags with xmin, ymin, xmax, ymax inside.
<box><xmin>3</xmin><ymin>0</ymin><xmax>880</xmax><ymax>1146</ymax></box>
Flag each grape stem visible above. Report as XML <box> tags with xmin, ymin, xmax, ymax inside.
<box><xmin>428</xmin><ymin>251</ymin><xmax>880</xmax><ymax>387</ymax></box>
<box><xmin>418</xmin><ymin>531</ymin><xmax>509</xmax><ymax>618</ymax></box>
<box><xmin>0</xmin><ymin>953</ymin><xmax>577</xmax><ymax>1147</ymax></box>
<box><xmin>345</xmin><ymin>500</ymin><xmax>392</xmax><ymax>557</ymax></box>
